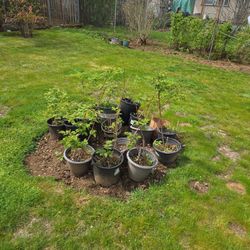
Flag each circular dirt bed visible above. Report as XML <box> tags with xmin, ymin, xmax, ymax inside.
<box><xmin>25</xmin><ymin>134</ymin><xmax>168</xmax><ymax>200</ymax></box>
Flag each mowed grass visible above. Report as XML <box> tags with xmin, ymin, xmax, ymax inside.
<box><xmin>0</xmin><ymin>28</ymin><xmax>249</xmax><ymax>249</ymax></box>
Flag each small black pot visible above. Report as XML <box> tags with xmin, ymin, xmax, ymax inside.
<box><xmin>113</xmin><ymin>137</ymin><xmax>129</xmax><ymax>159</ymax></box>
<box><xmin>157</xmin><ymin>127</ymin><xmax>177</xmax><ymax>139</ymax></box>
<box><xmin>64</xmin><ymin>121</ymin><xmax>78</xmax><ymax>131</ymax></box>
<box><xmin>93</xmin><ymin>149</ymin><xmax>124</xmax><ymax>187</ymax></box>
<box><xmin>47</xmin><ymin>118</ymin><xmax>65</xmax><ymax>140</ymax></box>
<box><xmin>101</xmin><ymin>120</ymin><xmax>122</xmax><ymax>139</ymax></box>
<box><xmin>97</xmin><ymin>105</ymin><xmax>118</xmax><ymax>123</ymax></box>
<box><xmin>120</xmin><ymin>98</ymin><xmax>140</xmax><ymax>125</ymax></box>
<box><xmin>64</xmin><ymin>118</ymin><xmax>84</xmax><ymax>131</ymax></box>
<box><xmin>153</xmin><ymin>138</ymin><xmax>183</xmax><ymax>166</ymax></box>
<box><xmin>130</xmin><ymin>125</ymin><xmax>155</xmax><ymax>145</ymax></box>
<box><xmin>64</xmin><ymin>146</ymin><xmax>95</xmax><ymax>177</ymax></box>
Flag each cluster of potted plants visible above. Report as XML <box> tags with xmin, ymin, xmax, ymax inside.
<box><xmin>44</xmin><ymin>70</ymin><xmax>184</xmax><ymax>187</ymax></box>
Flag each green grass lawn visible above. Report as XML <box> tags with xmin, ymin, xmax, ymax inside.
<box><xmin>0</xmin><ymin>28</ymin><xmax>249</xmax><ymax>249</ymax></box>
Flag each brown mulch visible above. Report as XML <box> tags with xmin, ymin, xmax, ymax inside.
<box><xmin>130</xmin><ymin>40</ymin><xmax>250</xmax><ymax>74</ymax></box>
<box><xmin>25</xmin><ymin>134</ymin><xmax>168</xmax><ymax>200</ymax></box>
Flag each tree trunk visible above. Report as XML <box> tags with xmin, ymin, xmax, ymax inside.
<box><xmin>19</xmin><ymin>22</ymin><xmax>33</xmax><ymax>38</ymax></box>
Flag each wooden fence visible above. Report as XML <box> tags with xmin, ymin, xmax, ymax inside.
<box><xmin>39</xmin><ymin>0</ymin><xmax>80</xmax><ymax>25</ymax></box>
<box><xmin>39</xmin><ymin>0</ymin><xmax>125</xmax><ymax>26</ymax></box>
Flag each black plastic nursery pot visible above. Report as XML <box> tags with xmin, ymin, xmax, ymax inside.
<box><xmin>130</xmin><ymin>125</ymin><xmax>155</xmax><ymax>145</ymax></box>
<box><xmin>157</xmin><ymin>127</ymin><xmax>177</xmax><ymax>139</ymax></box>
<box><xmin>64</xmin><ymin>118</ymin><xmax>84</xmax><ymax>131</ymax></box>
<box><xmin>101</xmin><ymin>120</ymin><xmax>122</xmax><ymax>139</ymax></box>
<box><xmin>120</xmin><ymin>98</ymin><xmax>140</xmax><ymax>125</ymax></box>
<box><xmin>127</xmin><ymin>147</ymin><xmax>158</xmax><ymax>182</ymax></box>
<box><xmin>47</xmin><ymin>118</ymin><xmax>65</xmax><ymax>140</ymax></box>
<box><xmin>97</xmin><ymin>105</ymin><xmax>118</xmax><ymax>123</ymax></box>
<box><xmin>153</xmin><ymin>138</ymin><xmax>183</xmax><ymax>166</ymax></box>
<box><xmin>63</xmin><ymin>146</ymin><xmax>95</xmax><ymax>177</ymax></box>
<box><xmin>64</xmin><ymin>121</ymin><xmax>78</xmax><ymax>131</ymax></box>
<box><xmin>93</xmin><ymin>149</ymin><xmax>124</xmax><ymax>187</ymax></box>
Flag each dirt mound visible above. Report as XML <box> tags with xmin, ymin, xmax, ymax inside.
<box><xmin>25</xmin><ymin>134</ymin><xmax>168</xmax><ymax>200</ymax></box>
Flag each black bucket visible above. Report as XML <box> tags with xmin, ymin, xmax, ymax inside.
<box><xmin>47</xmin><ymin>118</ymin><xmax>65</xmax><ymax>140</ymax></box>
<box><xmin>153</xmin><ymin>138</ymin><xmax>183</xmax><ymax>166</ymax></box>
<box><xmin>93</xmin><ymin>149</ymin><xmax>124</xmax><ymax>187</ymax></box>
<box><xmin>130</xmin><ymin>125</ymin><xmax>155</xmax><ymax>145</ymax></box>
<box><xmin>120</xmin><ymin>98</ymin><xmax>140</xmax><ymax>125</ymax></box>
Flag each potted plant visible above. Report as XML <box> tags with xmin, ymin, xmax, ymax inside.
<box><xmin>153</xmin><ymin>137</ymin><xmax>183</xmax><ymax>165</ymax></box>
<box><xmin>101</xmin><ymin>107</ymin><xmax>122</xmax><ymax>138</ymax></box>
<box><xmin>152</xmin><ymin>73</ymin><xmax>184</xmax><ymax>165</ymax></box>
<box><xmin>126</xmin><ymin>130</ymin><xmax>158</xmax><ymax>182</ymax></box>
<box><xmin>91</xmin><ymin>68</ymin><xmax>124</xmax><ymax>120</ymax></box>
<box><xmin>130</xmin><ymin>116</ymin><xmax>155</xmax><ymax>145</ymax></box>
<box><xmin>44</xmin><ymin>88</ymin><xmax>69</xmax><ymax>140</ymax></box>
<box><xmin>93</xmin><ymin>140</ymin><xmax>124</xmax><ymax>187</ymax></box>
<box><xmin>62</xmin><ymin>131</ymin><xmax>95</xmax><ymax>177</ymax></box>
<box><xmin>152</xmin><ymin>73</ymin><xmax>183</xmax><ymax>138</ymax></box>
<box><xmin>64</xmin><ymin>103</ymin><xmax>98</xmax><ymax>140</ymax></box>
<box><xmin>113</xmin><ymin>132</ymin><xmax>141</xmax><ymax>160</ymax></box>
<box><xmin>62</xmin><ymin>110</ymin><xmax>96</xmax><ymax>177</ymax></box>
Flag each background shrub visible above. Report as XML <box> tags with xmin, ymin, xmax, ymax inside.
<box><xmin>169</xmin><ymin>13</ymin><xmax>249</xmax><ymax>64</ymax></box>
<box><xmin>226</xmin><ymin>27</ymin><xmax>250</xmax><ymax>64</ymax></box>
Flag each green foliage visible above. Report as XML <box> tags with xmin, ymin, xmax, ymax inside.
<box><xmin>61</xmin><ymin>130</ymin><xmax>88</xmax><ymax>150</ymax></box>
<box><xmin>79</xmin><ymin>67</ymin><xmax>125</xmax><ymax>106</ymax></box>
<box><xmin>80</xmin><ymin>0</ymin><xmax>115</xmax><ymax>27</ymax></box>
<box><xmin>133</xmin><ymin>117</ymin><xmax>150</xmax><ymax>129</ymax></box>
<box><xmin>125</xmin><ymin>131</ymin><xmax>141</xmax><ymax>149</ymax></box>
<box><xmin>226</xmin><ymin>26</ymin><xmax>250</xmax><ymax>64</ymax></box>
<box><xmin>170</xmin><ymin>13</ymin><xmax>242</xmax><ymax>61</ymax></box>
<box><xmin>4</xmin><ymin>0</ymin><xmax>44</xmax><ymax>37</ymax></box>
<box><xmin>44</xmin><ymin>88</ymin><xmax>69</xmax><ymax>119</ymax></box>
<box><xmin>96</xmin><ymin>140</ymin><xmax>113</xmax><ymax>158</ymax></box>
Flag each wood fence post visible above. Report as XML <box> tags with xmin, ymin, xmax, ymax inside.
<box><xmin>47</xmin><ymin>0</ymin><xmax>52</xmax><ymax>25</ymax></box>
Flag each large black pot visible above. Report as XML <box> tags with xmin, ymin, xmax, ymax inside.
<box><xmin>63</xmin><ymin>146</ymin><xmax>95</xmax><ymax>177</ymax></box>
<box><xmin>130</xmin><ymin>125</ymin><xmax>155</xmax><ymax>145</ymax></box>
<box><xmin>93</xmin><ymin>149</ymin><xmax>124</xmax><ymax>187</ymax></box>
<box><xmin>47</xmin><ymin>118</ymin><xmax>65</xmax><ymax>140</ymax></box>
<box><xmin>153</xmin><ymin>138</ymin><xmax>183</xmax><ymax>166</ymax></box>
<box><xmin>120</xmin><ymin>98</ymin><xmax>140</xmax><ymax>125</ymax></box>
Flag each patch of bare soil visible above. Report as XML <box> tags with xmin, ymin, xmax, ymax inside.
<box><xmin>218</xmin><ymin>145</ymin><xmax>240</xmax><ymax>162</ymax></box>
<box><xmin>14</xmin><ymin>217</ymin><xmax>52</xmax><ymax>239</ymax></box>
<box><xmin>179</xmin><ymin>122</ymin><xmax>192</xmax><ymax>127</ymax></box>
<box><xmin>130</xmin><ymin>40</ymin><xmax>250</xmax><ymax>74</ymax></box>
<box><xmin>0</xmin><ymin>105</ymin><xmax>10</xmax><ymax>117</ymax></box>
<box><xmin>212</xmin><ymin>155</ymin><xmax>221</xmax><ymax>162</ymax></box>
<box><xmin>25</xmin><ymin>134</ymin><xmax>167</xmax><ymax>200</ymax></box>
<box><xmin>228</xmin><ymin>222</ymin><xmax>247</xmax><ymax>237</ymax></box>
<box><xmin>226</xmin><ymin>181</ymin><xmax>246</xmax><ymax>195</ymax></box>
<box><xmin>189</xmin><ymin>180</ymin><xmax>209</xmax><ymax>194</ymax></box>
